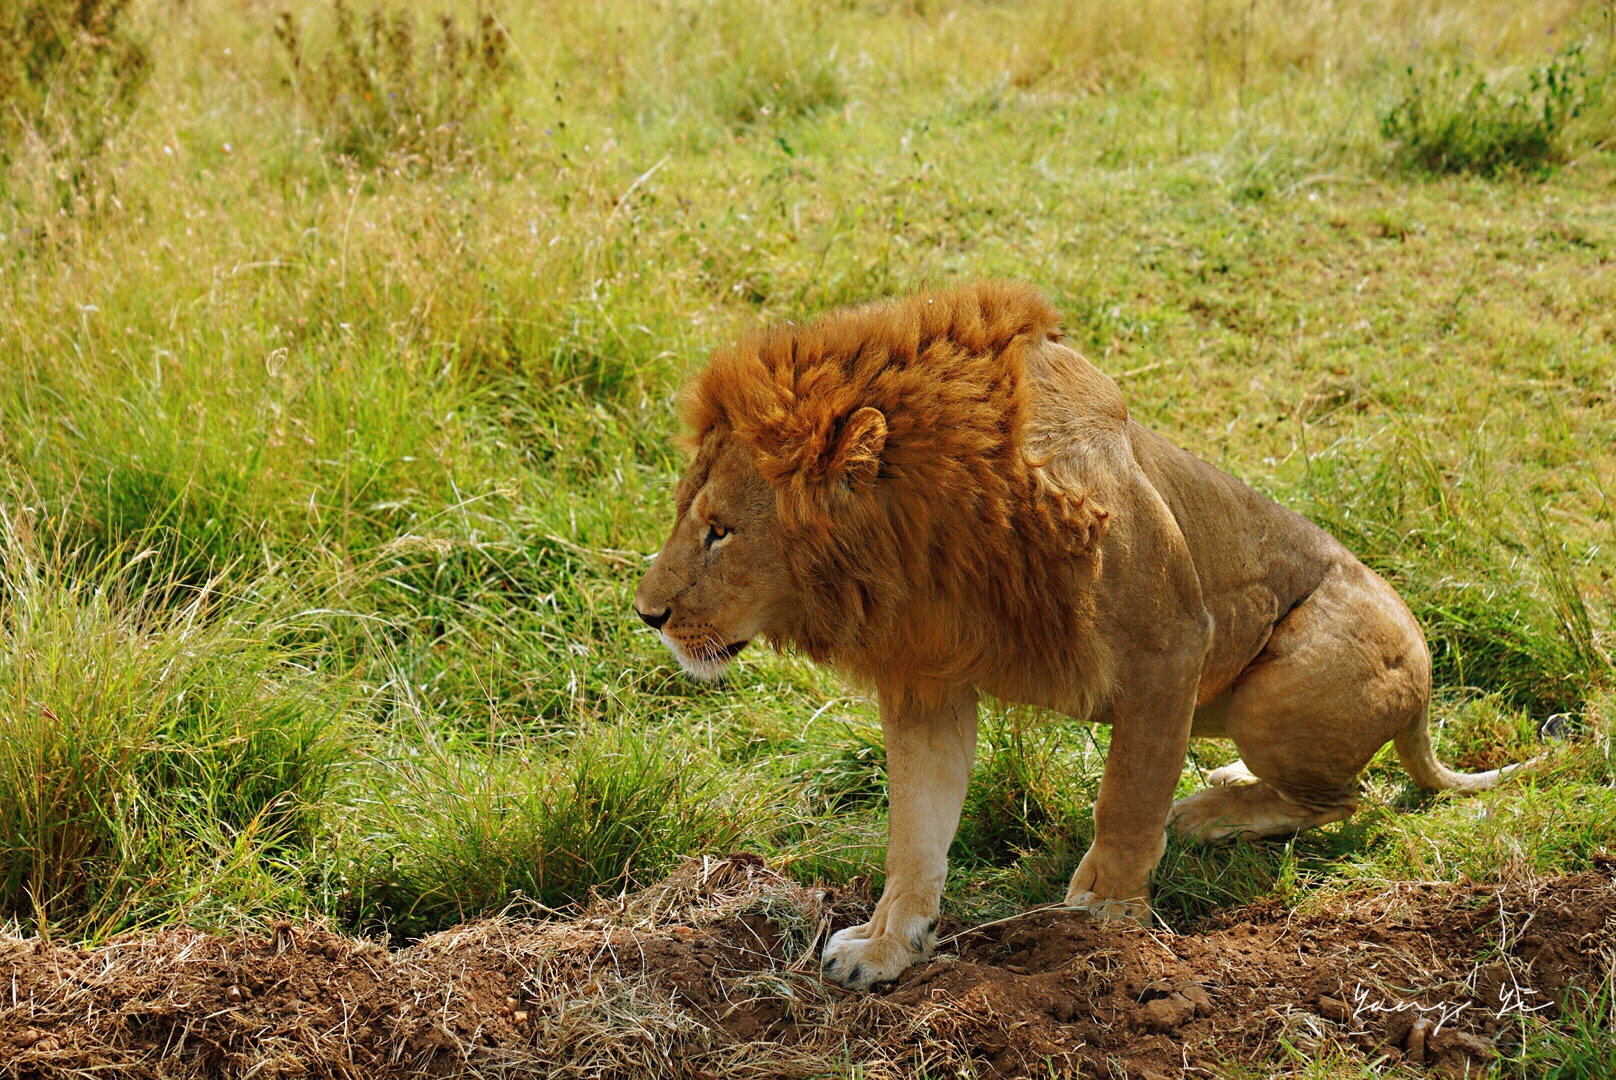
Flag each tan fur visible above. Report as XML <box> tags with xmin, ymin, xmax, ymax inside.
<box><xmin>634</xmin><ymin>281</ymin><xmax>1522</xmax><ymax>990</ymax></box>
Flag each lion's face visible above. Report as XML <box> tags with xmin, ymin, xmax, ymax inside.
<box><xmin>634</xmin><ymin>436</ymin><xmax>798</xmax><ymax>679</ymax></box>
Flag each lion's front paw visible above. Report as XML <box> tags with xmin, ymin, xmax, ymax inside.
<box><xmin>1064</xmin><ymin>848</ymin><xmax>1155</xmax><ymax>925</ymax></box>
<box><xmin>1063</xmin><ymin>890</ymin><xmax>1154</xmax><ymax>924</ymax></box>
<box><xmin>822</xmin><ymin>920</ymin><xmax>934</xmax><ymax>990</ymax></box>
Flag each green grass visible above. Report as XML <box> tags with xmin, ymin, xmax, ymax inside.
<box><xmin>1</xmin><ymin>0</ymin><xmax>1614</xmax><ymax>1072</ymax></box>
<box><xmin>1382</xmin><ymin>41</ymin><xmax>1611</xmax><ymax>178</ymax></box>
<box><xmin>342</xmin><ymin>720</ymin><xmax>760</xmax><ymax>936</ymax></box>
<box><xmin>0</xmin><ymin>519</ymin><xmax>344</xmax><ymax>939</ymax></box>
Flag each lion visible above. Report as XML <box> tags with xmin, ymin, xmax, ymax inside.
<box><xmin>633</xmin><ymin>281</ymin><xmax>1522</xmax><ymax>991</ymax></box>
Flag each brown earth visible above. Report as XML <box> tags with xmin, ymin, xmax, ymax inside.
<box><xmin>2</xmin><ymin>856</ymin><xmax>1612</xmax><ymax>1079</ymax></box>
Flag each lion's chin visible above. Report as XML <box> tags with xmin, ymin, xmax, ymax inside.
<box><xmin>666</xmin><ymin>637</ymin><xmax>749</xmax><ymax>681</ymax></box>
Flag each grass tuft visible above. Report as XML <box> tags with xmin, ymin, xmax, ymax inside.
<box><xmin>1381</xmin><ymin>42</ymin><xmax>1606</xmax><ymax>178</ymax></box>
<box><xmin>0</xmin><ymin>0</ymin><xmax>150</xmax><ymax>161</ymax></box>
<box><xmin>1295</xmin><ymin>433</ymin><xmax>1614</xmax><ymax>716</ymax></box>
<box><xmin>1502</xmin><ymin>979</ymin><xmax>1616</xmax><ymax>1079</ymax></box>
<box><xmin>271</xmin><ymin>0</ymin><xmax>514</xmax><ymax>169</ymax></box>
<box><xmin>347</xmin><ymin>723</ymin><xmax>755</xmax><ymax>936</ymax></box>
<box><xmin>0</xmin><ymin>517</ymin><xmax>343</xmax><ymax>938</ymax></box>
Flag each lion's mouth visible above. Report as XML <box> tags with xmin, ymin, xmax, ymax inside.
<box><xmin>666</xmin><ymin>637</ymin><xmax>750</xmax><ymax>680</ymax></box>
<box><xmin>697</xmin><ymin>639</ymin><xmax>749</xmax><ymax>662</ymax></box>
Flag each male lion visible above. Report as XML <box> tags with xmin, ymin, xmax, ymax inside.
<box><xmin>634</xmin><ymin>281</ymin><xmax>1518</xmax><ymax>991</ymax></box>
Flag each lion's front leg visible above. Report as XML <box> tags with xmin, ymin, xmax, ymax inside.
<box><xmin>823</xmin><ymin>686</ymin><xmax>977</xmax><ymax>990</ymax></box>
<box><xmin>1066</xmin><ymin>624</ymin><xmax>1207</xmax><ymax>924</ymax></box>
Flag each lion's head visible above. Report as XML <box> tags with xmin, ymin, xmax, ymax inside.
<box><xmin>635</xmin><ymin>281</ymin><xmax>1106</xmax><ymax>691</ymax></box>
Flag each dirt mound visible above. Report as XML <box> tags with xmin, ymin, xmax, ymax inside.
<box><xmin>3</xmin><ymin>856</ymin><xmax>1612</xmax><ymax>1078</ymax></box>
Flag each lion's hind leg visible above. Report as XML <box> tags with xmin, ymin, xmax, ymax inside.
<box><xmin>1174</xmin><ymin>559</ymin><xmax>1424</xmax><ymax>845</ymax></box>
<box><xmin>1204</xmin><ymin>758</ymin><xmax>1258</xmax><ymax>787</ymax></box>
<box><xmin>1169</xmin><ymin>778</ymin><xmax>1355</xmax><ymax>842</ymax></box>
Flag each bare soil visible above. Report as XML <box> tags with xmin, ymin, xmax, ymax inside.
<box><xmin>3</xmin><ymin>856</ymin><xmax>1612</xmax><ymax>1079</ymax></box>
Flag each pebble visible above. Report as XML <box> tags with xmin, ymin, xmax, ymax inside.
<box><xmin>1140</xmin><ymin>994</ymin><xmax>1195</xmax><ymax>1032</ymax></box>
<box><xmin>1406</xmin><ymin>1016</ymin><xmax>1433</xmax><ymax>1063</ymax></box>
<box><xmin>1316</xmin><ymin>995</ymin><xmax>1348</xmax><ymax>1022</ymax></box>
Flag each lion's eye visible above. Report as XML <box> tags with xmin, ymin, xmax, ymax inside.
<box><xmin>705</xmin><ymin>523</ymin><xmax>729</xmax><ymax>547</ymax></box>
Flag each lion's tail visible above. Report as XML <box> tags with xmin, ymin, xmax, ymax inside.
<box><xmin>1393</xmin><ymin>706</ymin><xmax>1539</xmax><ymax>792</ymax></box>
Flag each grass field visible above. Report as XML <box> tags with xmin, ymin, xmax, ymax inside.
<box><xmin>2</xmin><ymin>0</ymin><xmax>1615</xmax><ymax>1074</ymax></box>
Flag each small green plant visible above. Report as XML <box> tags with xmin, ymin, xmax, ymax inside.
<box><xmin>1382</xmin><ymin>43</ymin><xmax>1599</xmax><ymax>178</ymax></box>
<box><xmin>272</xmin><ymin>0</ymin><xmax>513</xmax><ymax>168</ymax></box>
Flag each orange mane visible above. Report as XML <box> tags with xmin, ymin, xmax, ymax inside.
<box><xmin>680</xmin><ymin>281</ymin><xmax>1111</xmax><ymax>705</ymax></box>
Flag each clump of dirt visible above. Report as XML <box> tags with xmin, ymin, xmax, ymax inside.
<box><xmin>2</xmin><ymin>856</ymin><xmax>1611</xmax><ymax>1079</ymax></box>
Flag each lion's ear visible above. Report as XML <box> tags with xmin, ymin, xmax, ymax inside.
<box><xmin>827</xmin><ymin>406</ymin><xmax>887</xmax><ymax>489</ymax></box>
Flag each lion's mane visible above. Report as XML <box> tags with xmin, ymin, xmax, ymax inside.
<box><xmin>680</xmin><ymin>281</ymin><xmax>1112</xmax><ymax>704</ymax></box>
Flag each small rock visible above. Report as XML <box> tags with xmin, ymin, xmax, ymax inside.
<box><xmin>1316</xmin><ymin>995</ymin><xmax>1349</xmax><ymax>1022</ymax></box>
<box><xmin>1140</xmin><ymin>993</ymin><xmax>1195</xmax><ymax>1033</ymax></box>
<box><xmin>1437</xmin><ymin>1030</ymin><xmax>1497</xmax><ymax>1062</ymax></box>
<box><xmin>1406</xmin><ymin>1016</ymin><xmax>1433</xmax><ymax>1063</ymax></box>
<box><xmin>1178</xmin><ymin>983</ymin><xmax>1215</xmax><ymax>1017</ymax></box>
<box><xmin>511</xmin><ymin>1010</ymin><xmax>529</xmax><ymax>1024</ymax></box>
<box><xmin>14</xmin><ymin>1028</ymin><xmax>44</xmax><ymax>1049</ymax></box>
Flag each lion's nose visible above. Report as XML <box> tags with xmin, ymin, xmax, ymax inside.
<box><xmin>636</xmin><ymin>606</ymin><xmax>670</xmax><ymax>630</ymax></box>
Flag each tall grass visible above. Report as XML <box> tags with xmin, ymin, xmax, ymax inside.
<box><xmin>271</xmin><ymin>0</ymin><xmax>515</xmax><ymax>169</ymax></box>
<box><xmin>1295</xmin><ymin>432</ymin><xmax>1614</xmax><ymax>714</ymax></box>
<box><xmin>1498</xmin><ymin>972</ymin><xmax>1616</xmax><ymax>1079</ymax></box>
<box><xmin>0</xmin><ymin>518</ymin><xmax>343</xmax><ymax>937</ymax></box>
<box><xmin>0</xmin><ymin>0</ymin><xmax>150</xmax><ymax>169</ymax></box>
